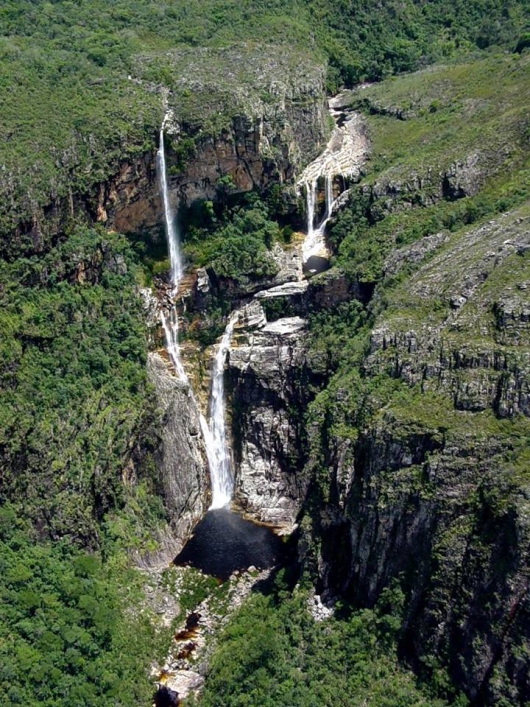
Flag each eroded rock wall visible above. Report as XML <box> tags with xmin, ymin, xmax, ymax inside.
<box><xmin>226</xmin><ymin>302</ymin><xmax>314</xmax><ymax>528</ymax></box>
<box><xmin>98</xmin><ymin>57</ymin><xmax>329</xmax><ymax>237</ymax></box>
<box><xmin>311</xmin><ymin>208</ymin><xmax>530</xmax><ymax>704</ymax></box>
<box><xmin>6</xmin><ymin>51</ymin><xmax>328</xmax><ymax>258</ymax></box>
<box><xmin>146</xmin><ymin>352</ymin><xmax>210</xmax><ymax>563</ymax></box>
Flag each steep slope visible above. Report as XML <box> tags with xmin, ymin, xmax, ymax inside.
<box><xmin>1</xmin><ymin>0</ymin><xmax>530</xmax><ymax>702</ymax></box>
<box><xmin>303</xmin><ymin>53</ymin><xmax>530</xmax><ymax>705</ymax></box>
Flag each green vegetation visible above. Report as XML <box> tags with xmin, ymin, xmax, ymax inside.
<box><xmin>0</xmin><ymin>507</ymin><xmax>170</xmax><ymax>707</ymax></box>
<box><xmin>183</xmin><ymin>192</ymin><xmax>280</xmax><ymax>281</ymax></box>
<box><xmin>309</xmin><ymin>0</ymin><xmax>528</xmax><ymax>87</ymax></box>
<box><xmin>333</xmin><ymin>53</ymin><xmax>530</xmax><ymax>284</ymax></box>
<box><xmin>1</xmin><ymin>0</ymin><xmax>528</xmax><ymax>246</ymax></box>
<box><xmin>196</xmin><ymin>578</ymin><xmax>453</xmax><ymax>707</ymax></box>
<box><xmin>1</xmin><ymin>0</ymin><xmax>529</xmax><ymax>703</ymax></box>
<box><xmin>0</xmin><ymin>225</ymin><xmax>158</xmax><ymax>547</ymax></box>
<box><xmin>304</xmin><ymin>51</ymin><xmax>530</xmax><ymax>705</ymax></box>
<box><xmin>309</xmin><ymin>52</ymin><xmax>530</xmax><ymax>481</ymax></box>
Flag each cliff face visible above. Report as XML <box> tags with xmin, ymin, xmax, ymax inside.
<box><xmin>312</xmin><ymin>206</ymin><xmax>530</xmax><ymax>705</ymax></box>
<box><xmin>228</xmin><ymin>302</ymin><xmax>313</xmax><ymax>528</ymax></box>
<box><xmin>223</xmin><ymin>268</ymin><xmax>354</xmax><ymax>528</ymax></box>
<box><xmin>146</xmin><ymin>352</ymin><xmax>210</xmax><ymax>562</ymax></box>
<box><xmin>5</xmin><ymin>45</ymin><xmax>328</xmax><ymax>259</ymax></box>
<box><xmin>96</xmin><ymin>102</ymin><xmax>329</xmax><ymax>241</ymax></box>
<box><xmin>1</xmin><ymin>47</ymin><xmax>329</xmax><ymax>555</ymax></box>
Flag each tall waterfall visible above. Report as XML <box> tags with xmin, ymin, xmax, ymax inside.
<box><xmin>306</xmin><ymin>179</ymin><xmax>317</xmax><ymax>240</ymax></box>
<box><xmin>157</xmin><ymin>127</ymin><xmax>183</xmax><ymax>288</ymax></box>
<box><xmin>323</xmin><ymin>173</ymin><xmax>334</xmax><ymax>222</ymax></box>
<box><xmin>157</xmin><ymin>124</ymin><xmax>238</xmax><ymax>509</ymax></box>
<box><xmin>302</xmin><ymin>174</ymin><xmax>335</xmax><ymax>263</ymax></box>
<box><xmin>157</xmin><ymin>124</ymin><xmax>188</xmax><ymax>387</ymax></box>
<box><xmin>207</xmin><ymin>310</ymin><xmax>240</xmax><ymax>509</ymax></box>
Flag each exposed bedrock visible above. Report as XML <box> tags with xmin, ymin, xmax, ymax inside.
<box><xmin>98</xmin><ymin>54</ymin><xmax>329</xmax><ymax>238</ymax></box>
<box><xmin>227</xmin><ymin>302</ymin><xmax>317</xmax><ymax>528</ymax></box>
<box><xmin>311</xmin><ymin>207</ymin><xmax>530</xmax><ymax>705</ymax></box>
<box><xmin>6</xmin><ymin>48</ymin><xmax>328</xmax><ymax>259</ymax></box>
<box><xmin>144</xmin><ymin>352</ymin><xmax>210</xmax><ymax>565</ymax></box>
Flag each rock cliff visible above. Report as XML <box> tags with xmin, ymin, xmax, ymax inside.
<box><xmin>311</xmin><ymin>206</ymin><xmax>530</xmax><ymax>705</ymax></box>
<box><xmin>103</xmin><ymin>46</ymin><xmax>329</xmax><ymax>238</ymax></box>
<box><xmin>227</xmin><ymin>302</ymin><xmax>313</xmax><ymax>528</ymax></box>
<box><xmin>146</xmin><ymin>352</ymin><xmax>210</xmax><ymax>563</ymax></box>
<box><xmin>5</xmin><ymin>45</ymin><xmax>328</xmax><ymax>259</ymax></box>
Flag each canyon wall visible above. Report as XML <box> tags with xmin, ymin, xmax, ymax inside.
<box><xmin>310</xmin><ymin>205</ymin><xmax>530</xmax><ymax>705</ymax></box>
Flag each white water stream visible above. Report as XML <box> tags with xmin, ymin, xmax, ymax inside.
<box><xmin>157</xmin><ymin>127</ymin><xmax>183</xmax><ymax>287</ymax></box>
<box><xmin>206</xmin><ymin>310</ymin><xmax>240</xmax><ymax>508</ymax></box>
<box><xmin>158</xmin><ymin>102</ymin><xmax>367</xmax><ymax>509</ymax></box>
<box><xmin>160</xmin><ymin>308</ymin><xmax>188</xmax><ymax>383</ymax></box>
<box><xmin>158</xmin><ymin>123</ymin><xmax>236</xmax><ymax>509</ymax></box>
<box><xmin>302</xmin><ymin>174</ymin><xmax>336</xmax><ymax>264</ymax></box>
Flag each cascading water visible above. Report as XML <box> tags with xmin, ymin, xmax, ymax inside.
<box><xmin>157</xmin><ymin>127</ymin><xmax>183</xmax><ymax>288</ymax></box>
<box><xmin>323</xmin><ymin>173</ymin><xmax>334</xmax><ymax>222</ymax></box>
<box><xmin>157</xmin><ymin>122</ymin><xmax>237</xmax><ymax>509</ymax></box>
<box><xmin>160</xmin><ymin>308</ymin><xmax>188</xmax><ymax>383</ymax></box>
<box><xmin>157</xmin><ymin>123</ymin><xmax>188</xmax><ymax>387</ymax></box>
<box><xmin>302</xmin><ymin>174</ymin><xmax>335</xmax><ymax>264</ymax></box>
<box><xmin>207</xmin><ymin>310</ymin><xmax>240</xmax><ymax>509</ymax></box>
<box><xmin>306</xmin><ymin>179</ymin><xmax>317</xmax><ymax>239</ymax></box>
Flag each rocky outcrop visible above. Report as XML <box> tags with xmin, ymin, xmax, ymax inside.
<box><xmin>105</xmin><ymin>47</ymin><xmax>329</xmax><ymax>237</ymax></box>
<box><xmin>5</xmin><ymin>46</ymin><xmax>328</xmax><ymax>259</ymax></box>
<box><xmin>298</xmin><ymin>109</ymin><xmax>370</xmax><ymax>186</ymax></box>
<box><xmin>153</xmin><ymin>564</ymin><xmax>274</xmax><ymax>702</ymax></box>
<box><xmin>319</xmin><ymin>412</ymin><xmax>530</xmax><ymax>704</ymax></box>
<box><xmin>366</xmin><ymin>211</ymin><xmax>530</xmax><ymax>416</ymax></box>
<box><xmin>311</xmin><ymin>207</ymin><xmax>530</xmax><ymax>705</ymax></box>
<box><xmin>227</xmin><ymin>302</ymin><xmax>315</xmax><ymax>528</ymax></box>
<box><xmin>2</xmin><ymin>146</ymin><xmax>163</xmax><ymax>262</ymax></box>
<box><xmin>146</xmin><ymin>352</ymin><xmax>210</xmax><ymax>563</ymax></box>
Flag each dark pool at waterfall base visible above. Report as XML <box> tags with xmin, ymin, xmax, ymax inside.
<box><xmin>304</xmin><ymin>254</ymin><xmax>330</xmax><ymax>275</ymax></box>
<box><xmin>174</xmin><ymin>508</ymin><xmax>284</xmax><ymax>581</ymax></box>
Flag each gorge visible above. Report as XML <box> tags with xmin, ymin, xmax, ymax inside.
<box><xmin>1</xmin><ymin>4</ymin><xmax>530</xmax><ymax>706</ymax></box>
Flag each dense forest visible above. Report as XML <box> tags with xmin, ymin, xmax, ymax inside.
<box><xmin>1</xmin><ymin>0</ymin><xmax>529</xmax><ymax>705</ymax></box>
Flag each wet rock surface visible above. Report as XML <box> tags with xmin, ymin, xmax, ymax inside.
<box><xmin>152</xmin><ymin>565</ymin><xmax>274</xmax><ymax>702</ymax></box>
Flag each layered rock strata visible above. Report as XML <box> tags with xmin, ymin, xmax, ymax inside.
<box><xmin>228</xmin><ymin>302</ymin><xmax>313</xmax><ymax>528</ymax></box>
<box><xmin>314</xmin><ymin>207</ymin><xmax>530</xmax><ymax>704</ymax></box>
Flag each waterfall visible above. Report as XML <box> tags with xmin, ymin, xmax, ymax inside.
<box><xmin>161</xmin><ymin>302</ymin><xmax>226</xmax><ymax>508</ymax></box>
<box><xmin>207</xmin><ymin>310</ymin><xmax>240</xmax><ymax>509</ymax></box>
<box><xmin>160</xmin><ymin>308</ymin><xmax>188</xmax><ymax>383</ymax></box>
<box><xmin>302</xmin><ymin>175</ymin><xmax>336</xmax><ymax>264</ymax></box>
<box><xmin>157</xmin><ymin>127</ymin><xmax>183</xmax><ymax>288</ymax></box>
<box><xmin>306</xmin><ymin>179</ymin><xmax>317</xmax><ymax>239</ymax></box>
<box><xmin>157</xmin><ymin>123</ymin><xmax>188</xmax><ymax>386</ymax></box>
<box><xmin>157</xmin><ymin>123</ymin><xmax>238</xmax><ymax>510</ymax></box>
<box><xmin>313</xmin><ymin>174</ymin><xmax>335</xmax><ymax>236</ymax></box>
<box><xmin>323</xmin><ymin>173</ymin><xmax>334</xmax><ymax>223</ymax></box>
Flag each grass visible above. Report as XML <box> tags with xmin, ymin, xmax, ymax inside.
<box><xmin>1</xmin><ymin>1</ymin><xmax>528</xmax><ymax>250</ymax></box>
<box><xmin>354</xmin><ymin>52</ymin><xmax>530</xmax><ymax>181</ymax></box>
<box><xmin>332</xmin><ymin>53</ymin><xmax>530</xmax><ymax>287</ymax></box>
